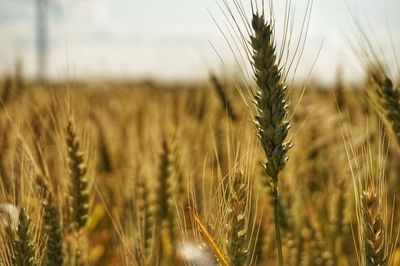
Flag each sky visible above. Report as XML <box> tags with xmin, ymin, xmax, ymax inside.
<box><xmin>0</xmin><ymin>0</ymin><xmax>399</xmax><ymax>84</ymax></box>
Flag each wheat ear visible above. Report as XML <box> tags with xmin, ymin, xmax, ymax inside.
<box><xmin>251</xmin><ymin>12</ymin><xmax>291</xmax><ymax>266</ymax></box>
<box><xmin>226</xmin><ymin>171</ymin><xmax>248</xmax><ymax>266</ymax></box>
<box><xmin>66</xmin><ymin>119</ymin><xmax>89</xmax><ymax>231</ymax></box>
<box><xmin>36</xmin><ymin>176</ymin><xmax>63</xmax><ymax>266</ymax></box>
<box><xmin>361</xmin><ymin>187</ymin><xmax>386</xmax><ymax>266</ymax></box>
<box><xmin>210</xmin><ymin>73</ymin><xmax>238</xmax><ymax>121</ymax></box>
<box><xmin>12</xmin><ymin>208</ymin><xmax>39</xmax><ymax>266</ymax></box>
<box><xmin>372</xmin><ymin>74</ymin><xmax>400</xmax><ymax>146</ymax></box>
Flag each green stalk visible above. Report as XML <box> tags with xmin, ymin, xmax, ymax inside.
<box><xmin>273</xmin><ymin>188</ymin><xmax>283</xmax><ymax>266</ymax></box>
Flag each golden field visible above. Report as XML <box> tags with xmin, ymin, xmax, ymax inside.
<box><xmin>0</xmin><ymin>3</ymin><xmax>400</xmax><ymax>266</ymax></box>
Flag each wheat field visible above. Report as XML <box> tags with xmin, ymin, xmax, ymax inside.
<box><xmin>0</xmin><ymin>1</ymin><xmax>400</xmax><ymax>266</ymax></box>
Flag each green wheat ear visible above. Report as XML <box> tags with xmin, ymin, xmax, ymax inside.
<box><xmin>250</xmin><ymin>12</ymin><xmax>291</xmax><ymax>266</ymax></box>
<box><xmin>251</xmin><ymin>13</ymin><xmax>291</xmax><ymax>186</ymax></box>
<box><xmin>12</xmin><ymin>208</ymin><xmax>39</xmax><ymax>266</ymax></box>
<box><xmin>66</xmin><ymin>119</ymin><xmax>89</xmax><ymax>231</ymax></box>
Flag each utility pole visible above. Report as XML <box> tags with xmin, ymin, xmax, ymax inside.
<box><xmin>36</xmin><ymin>0</ymin><xmax>48</xmax><ymax>83</ymax></box>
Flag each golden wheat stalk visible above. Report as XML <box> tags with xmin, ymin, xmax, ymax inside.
<box><xmin>192</xmin><ymin>211</ymin><xmax>229</xmax><ymax>266</ymax></box>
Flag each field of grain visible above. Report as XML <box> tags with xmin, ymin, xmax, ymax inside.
<box><xmin>0</xmin><ymin>2</ymin><xmax>400</xmax><ymax>266</ymax></box>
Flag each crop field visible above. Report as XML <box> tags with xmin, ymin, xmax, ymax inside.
<box><xmin>0</xmin><ymin>1</ymin><xmax>400</xmax><ymax>266</ymax></box>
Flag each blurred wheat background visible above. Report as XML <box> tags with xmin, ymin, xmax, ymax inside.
<box><xmin>0</xmin><ymin>0</ymin><xmax>399</xmax><ymax>266</ymax></box>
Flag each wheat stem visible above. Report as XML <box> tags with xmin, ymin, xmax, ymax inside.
<box><xmin>192</xmin><ymin>211</ymin><xmax>229</xmax><ymax>266</ymax></box>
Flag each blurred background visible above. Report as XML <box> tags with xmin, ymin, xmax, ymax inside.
<box><xmin>0</xmin><ymin>0</ymin><xmax>399</xmax><ymax>84</ymax></box>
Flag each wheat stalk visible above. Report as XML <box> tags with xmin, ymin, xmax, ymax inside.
<box><xmin>251</xmin><ymin>12</ymin><xmax>291</xmax><ymax>265</ymax></box>
<box><xmin>192</xmin><ymin>211</ymin><xmax>229</xmax><ymax>266</ymax></box>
